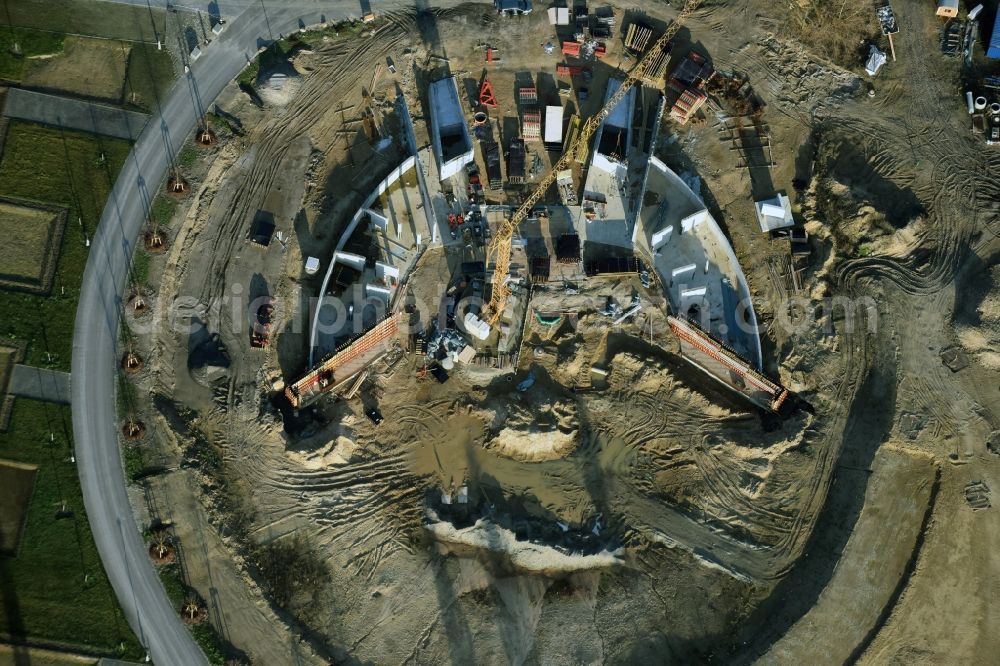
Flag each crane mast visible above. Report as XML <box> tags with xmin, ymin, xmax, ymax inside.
<box><xmin>484</xmin><ymin>0</ymin><xmax>703</xmax><ymax>327</ymax></box>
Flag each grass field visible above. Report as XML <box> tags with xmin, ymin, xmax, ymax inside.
<box><xmin>0</xmin><ymin>644</ymin><xmax>97</xmax><ymax>665</ymax></box>
<box><xmin>0</xmin><ymin>345</ymin><xmax>15</xmax><ymax>392</ymax></box>
<box><xmin>0</xmin><ymin>121</ymin><xmax>131</xmax><ymax>370</ymax></box>
<box><xmin>0</xmin><ymin>201</ymin><xmax>64</xmax><ymax>292</ymax></box>
<box><xmin>2</xmin><ymin>0</ymin><xmax>167</xmax><ymax>43</ymax></box>
<box><xmin>0</xmin><ymin>459</ymin><xmax>37</xmax><ymax>556</ymax></box>
<box><xmin>0</xmin><ymin>400</ymin><xmax>142</xmax><ymax>658</ymax></box>
<box><xmin>23</xmin><ymin>37</ymin><xmax>130</xmax><ymax>104</ymax></box>
<box><xmin>124</xmin><ymin>42</ymin><xmax>177</xmax><ymax>113</ymax></box>
<box><xmin>0</xmin><ymin>28</ymin><xmax>64</xmax><ymax>82</ymax></box>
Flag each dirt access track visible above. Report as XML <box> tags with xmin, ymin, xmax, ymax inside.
<box><xmin>122</xmin><ymin>1</ymin><xmax>1000</xmax><ymax>664</ymax></box>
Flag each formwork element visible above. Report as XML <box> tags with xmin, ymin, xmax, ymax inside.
<box><xmin>562</xmin><ymin>40</ymin><xmax>582</xmax><ymax>56</ymax></box>
<box><xmin>668</xmin><ymin>51</ymin><xmax>714</xmax><ymax>91</ymax></box>
<box><xmin>429</xmin><ymin>77</ymin><xmax>475</xmax><ymax>180</ymax></box>
<box><xmin>286</xmin><ymin>314</ymin><xmax>400</xmax><ymax>408</ymax></box>
<box><xmin>484</xmin><ymin>141</ymin><xmax>503</xmax><ymax>190</ymax></box>
<box><xmin>642</xmin><ymin>46</ymin><xmax>671</xmax><ymax>86</ymax></box>
<box><xmin>522</xmin><ymin>107</ymin><xmax>542</xmax><ymax>141</ymax></box>
<box><xmin>670</xmin><ymin>88</ymin><xmax>708</xmax><ymax>124</ymax></box>
<box><xmin>668</xmin><ymin>315</ymin><xmax>788</xmax><ymax>412</ymax></box>
<box><xmin>507</xmin><ymin>139</ymin><xmax>526</xmax><ymax>184</ymax></box>
<box><xmin>479</xmin><ymin>77</ymin><xmax>498</xmax><ymax>108</ymax></box>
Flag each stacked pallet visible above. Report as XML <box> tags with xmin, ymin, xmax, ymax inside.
<box><xmin>522</xmin><ymin>107</ymin><xmax>541</xmax><ymax>140</ymax></box>
<box><xmin>669</xmin><ymin>88</ymin><xmax>707</xmax><ymax>124</ymax></box>
<box><xmin>519</xmin><ymin>86</ymin><xmax>538</xmax><ymax>104</ymax></box>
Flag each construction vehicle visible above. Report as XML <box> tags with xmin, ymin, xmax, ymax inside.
<box><xmin>483</xmin><ymin>0</ymin><xmax>703</xmax><ymax>327</ymax></box>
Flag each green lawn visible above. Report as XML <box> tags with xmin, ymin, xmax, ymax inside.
<box><xmin>124</xmin><ymin>42</ymin><xmax>178</xmax><ymax>113</ymax></box>
<box><xmin>2</xmin><ymin>0</ymin><xmax>167</xmax><ymax>43</ymax></box>
<box><xmin>0</xmin><ymin>28</ymin><xmax>64</xmax><ymax>82</ymax></box>
<box><xmin>0</xmin><ymin>399</ymin><xmax>142</xmax><ymax>658</ymax></box>
<box><xmin>0</xmin><ymin>121</ymin><xmax>131</xmax><ymax>370</ymax></box>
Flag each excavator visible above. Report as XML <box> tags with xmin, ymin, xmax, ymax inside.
<box><xmin>484</xmin><ymin>0</ymin><xmax>703</xmax><ymax>328</ymax></box>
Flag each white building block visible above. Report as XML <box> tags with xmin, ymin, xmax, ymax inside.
<box><xmin>334</xmin><ymin>251</ymin><xmax>366</xmax><ymax>272</ymax></box>
<box><xmin>651</xmin><ymin>225</ymin><xmax>673</xmax><ymax>250</ymax></box>
<box><xmin>671</xmin><ymin>263</ymin><xmax>697</xmax><ymax>278</ymax></box>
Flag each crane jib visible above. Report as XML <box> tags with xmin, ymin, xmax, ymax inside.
<box><xmin>485</xmin><ymin>0</ymin><xmax>703</xmax><ymax>327</ymax></box>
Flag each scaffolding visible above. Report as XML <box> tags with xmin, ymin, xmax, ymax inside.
<box><xmin>286</xmin><ymin>314</ymin><xmax>400</xmax><ymax>408</ymax></box>
<box><xmin>668</xmin><ymin>315</ymin><xmax>788</xmax><ymax>412</ymax></box>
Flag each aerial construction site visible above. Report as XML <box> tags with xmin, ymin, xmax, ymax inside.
<box><xmin>107</xmin><ymin>0</ymin><xmax>1000</xmax><ymax>664</ymax></box>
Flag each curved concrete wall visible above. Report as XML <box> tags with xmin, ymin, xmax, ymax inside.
<box><xmin>647</xmin><ymin>156</ymin><xmax>763</xmax><ymax>369</ymax></box>
<box><xmin>308</xmin><ymin>155</ymin><xmax>416</xmax><ymax>366</ymax></box>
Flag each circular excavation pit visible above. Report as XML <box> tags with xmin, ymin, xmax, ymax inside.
<box><xmin>137</xmin><ymin>5</ymin><xmax>931</xmax><ymax>662</ymax></box>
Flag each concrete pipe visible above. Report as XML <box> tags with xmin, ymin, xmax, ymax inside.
<box><xmin>473</xmin><ymin>111</ymin><xmax>488</xmax><ymax>125</ymax></box>
<box><xmin>975</xmin><ymin>96</ymin><xmax>988</xmax><ymax>111</ymax></box>
<box><xmin>990</xmin><ymin>103</ymin><xmax>1000</xmax><ymax>116</ymax></box>
<box><xmin>966</xmin><ymin>91</ymin><xmax>975</xmax><ymax>114</ymax></box>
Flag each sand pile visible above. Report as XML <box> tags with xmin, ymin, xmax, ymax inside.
<box><xmin>480</xmin><ymin>371</ymin><xmax>580</xmax><ymax>462</ymax></box>
<box><xmin>426</xmin><ymin>519</ymin><xmax>623</xmax><ymax>573</ymax></box>
<box><xmin>481</xmin><ymin>387</ymin><xmax>580</xmax><ymax>461</ymax></box>
<box><xmin>608</xmin><ymin>351</ymin><xmax>737</xmax><ymax>420</ymax></box>
<box><xmin>957</xmin><ymin>263</ymin><xmax>1000</xmax><ymax>370</ymax></box>
<box><xmin>285</xmin><ymin>416</ymin><xmax>359</xmax><ymax>469</ymax></box>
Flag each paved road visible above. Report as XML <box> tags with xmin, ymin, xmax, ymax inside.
<box><xmin>3</xmin><ymin>89</ymin><xmax>148</xmax><ymax>141</ymax></box>
<box><xmin>73</xmin><ymin>2</ymin><xmax>469</xmax><ymax>665</ymax></box>
<box><xmin>97</xmin><ymin>0</ymin><xmax>376</xmax><ymax>20</ymax></box>
<box><xmin>9</xmin><ymin>365</ymin><xmax>71</xmax><ymax>404</ymax></box>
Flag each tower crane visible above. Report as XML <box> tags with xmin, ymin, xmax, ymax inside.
<box><xmin>484</xmin><ymin>0</ymin><xmax>703</xmax><ymax>327</ymax></box>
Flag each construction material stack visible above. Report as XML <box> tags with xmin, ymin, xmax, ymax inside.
<box><xmin>520</xmin><ymin>86</ymin><xmax>541</xmax><ymax>141</ymax></box>
<box><xmin>485</xmin><ymin>142</ymin><xmax>503</xmax><ymax>190</ymax></box>
<box><xmin>484</xmin><ymin>0</ymin><xmax>704</xmax><ymax>329</ymax></box>
<box><xmin>670</xmin><ymin>88</ymin><xmax>708</xmax><ymax>124</ymax></box>
<box><xmin>544</xmin><ymin>104</ymin><xmax>564</xmax><ymax>150</ymax></box>
<box><xmin>507</xmin><ymin>139</ymin><xmax>526</xmax><ymax>184</ymax></box>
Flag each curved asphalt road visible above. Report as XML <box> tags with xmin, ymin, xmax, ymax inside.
<box><xmin>73</xmin><ymin>2</ymin><xmax>465</xmax><ymax>663</ymax></box>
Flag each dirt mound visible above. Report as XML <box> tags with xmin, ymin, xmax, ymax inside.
<box><xmin>956</xmin><ymin>262</ymin><xmax>1000</xmax><ymax>370</ymax></box>
<box><xmin>607</xmin><ymin>351</ymin><xmax>737</xmax><ymax>420</ymax></box>
<box><xmin>478</xmin><ymin>380</ymin><xmax>581</xmax><ymax>462</ymax></box>
<box><xmin>426</xmin><ymin>518</ymin><xmax>623</xmax><ymax>573</ymax></box>
<box><xmin>286</xmin><ymin>435</ymin><xmax>359</xmax><ymax>468</ymax></box>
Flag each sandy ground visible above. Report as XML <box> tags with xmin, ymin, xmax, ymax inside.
<box><xmin>118</xmin><ymin>2</ymin><xmax>1000</xmax><ymax>664</ymax></box>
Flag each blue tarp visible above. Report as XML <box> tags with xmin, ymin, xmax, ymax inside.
<box><xmin>989</xmin><ymin>13</ymin><xmax>1000</xmax><ymax>58</ymax></box>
